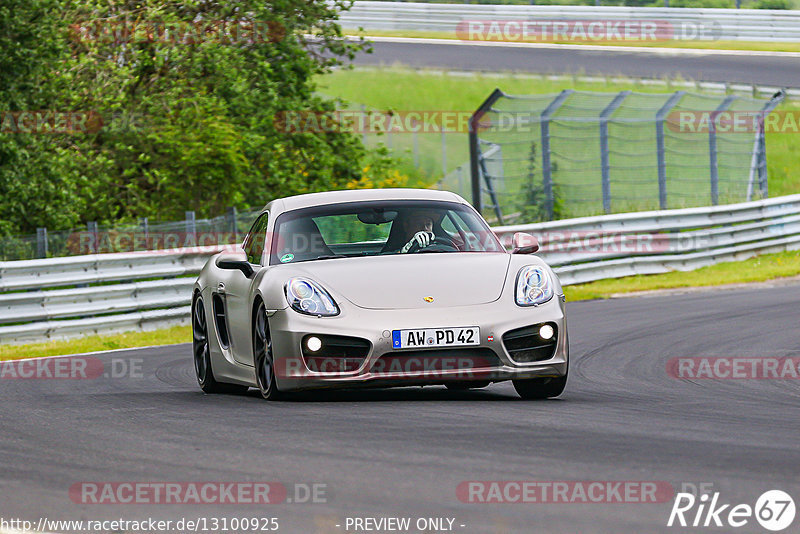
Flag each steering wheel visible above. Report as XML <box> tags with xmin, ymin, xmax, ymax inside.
<box><xmin>406</xmin><ymin>235</ymin><xmax>460</xmax><ymax>254</ymax></box>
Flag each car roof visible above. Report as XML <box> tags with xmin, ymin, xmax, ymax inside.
<box><xmin>262</xmin><ymin>188</ymin><xmax>468</xmax><ymax>215</ymax></box>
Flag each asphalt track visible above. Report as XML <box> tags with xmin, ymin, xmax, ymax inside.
<box><xmin>3</xmin><ymin>283</ymin><xmax>800</xmax><ymax>533</ymax></box>
<box><xmin>354</xmin><ymin>39</ymin><xmax>800</xmax><ymax>87</ymax></box>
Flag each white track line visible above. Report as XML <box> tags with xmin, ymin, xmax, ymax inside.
<box><xmin>356</xmin><ymin>35</ymin><xmax>800</xmax><ymax>58</ymax></box>
<box><xmin>2</xmin><ymin>342</ymin><xmax>190</xmax><ymax>362</ymax></box>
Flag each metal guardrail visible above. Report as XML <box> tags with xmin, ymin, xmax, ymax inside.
<box><xmin>494</xmin><ymin>193</ymin><xmax>800</xmax><ymax>284</ymax></box>
<box><xmin>2</xmin><ymin>195</ymin><xmax>800</xmax><ymax>344</ymax></box>
<box><xmin>340</xmin><ymin>2</ymin><xmax>800</xmax><ymax>42</ymax></box>
<box><xmin>0</xmin><ymin>247</ymin><xmax>223</xmax><ymax>344</ymax></box>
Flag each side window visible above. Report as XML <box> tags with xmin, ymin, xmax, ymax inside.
<box><xmin>244</xmin><ymin>213</ymin><xmax>269</xmax><ymax>265</ymax></box>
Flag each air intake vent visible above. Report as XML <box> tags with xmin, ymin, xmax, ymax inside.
<box><xmin>212</xmin><ymin>294</ymin><xmax>230</xmax><ymax>349</ymax></box>
<box><xmin>502</xmin><ymin>323</ymin><xmax>557</xmax><ymax>363</ymax></box>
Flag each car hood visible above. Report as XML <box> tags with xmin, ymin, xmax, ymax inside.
<box><xmin>299</xmin><ymin>253</ymin><xmax>512</xmax><ymax>309</ymax></box>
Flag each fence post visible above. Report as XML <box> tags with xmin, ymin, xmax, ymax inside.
<box><xmin>185</xmin><ymin>211</ymin><xmax>196</xmax><ymax>247</ymax></box>
<box><xmin>36</xmin><ymin>227</ymin><xmax>48</xmax><ymax>259</ymax></box>
<box><xmin>599</xmin><ymin>90</ymin><xmax>630</xmax><ymax>214</ymax></box>
<box><xmin>469</xmin><ymin>88</ymin><xmax>504</xmax><ymax>214</ymax></box>
<box><xmin>413</xmin><ymin>129</ymin><xmax>419</xmax><ymax>168</ymax></box>
<box><xmin>757</xmin><ymin>91</ymin><xmax>785</xmax><ymax>199</ymax></box>
<box><xmin>87</xmin><ymin>221</ymin><xmax>98</xmax><ymax>254</ymax></box>
<box><xmin>708</xmin><ymin>95</ymin><xmax>737</xmax><ymax>206</ymax></box>
<box><xmin>361</xmin><ymin>104</ymin><xmax>367</xmax><ymax>146</ymax></box>
<box><xmin>441</xmin><ymin>129</ymin><xmax>447</xmax><ymax>177</ymax></box>
<box><xmin>655</xmin><ymin>91</ymin><xmax>685</xmax><ymax>210</ymax></box>
<box><xmin>227</xmin><ymin>206</ymin><xmax>238</xmax><ymax>243</ymax></box>
<box><xmin>541</xmin><ymin>89</ymin><xmax>574</xmax><ymax>220</ymax></box>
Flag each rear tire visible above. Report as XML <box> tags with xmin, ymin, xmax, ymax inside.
<box><xmin>513</xmin><ymin>374</ymin><xmax>567</xmax><ymax>400</ymax></box>
<box><xmin>254</xmin><ymin>302</ymin><xmax>284</xmax><ymax>400</ymax></box>
<box><xmin>192</xmin><ymin>295</ymin><xmax>249</xmax><ymax>395</ymax></box>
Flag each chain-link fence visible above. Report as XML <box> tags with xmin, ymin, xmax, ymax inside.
<box><xmin>469</xmin><ymin>88</ymin><xmax>784</xmax><ymax>224</ymax></box>
<box><xmin>0</xmin><ymin>208</ymin><xmax>263</xmax><ymax>261</ymax></box>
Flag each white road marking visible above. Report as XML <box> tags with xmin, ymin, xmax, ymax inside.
<box><xmin>2</xmin><ymin>342</ymin><xmax>190</xmax><ymax>362</ymax></box>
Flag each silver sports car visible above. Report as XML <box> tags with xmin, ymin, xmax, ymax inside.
<box><xmin>192</xmin><ymin>188</ymin><xmax>568</xmax><ymax>400</ymax></box>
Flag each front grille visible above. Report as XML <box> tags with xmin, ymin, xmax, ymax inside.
<box><xmin>502</xmin><ymin>323</ymin><xmax>558</xmax><ymax>363</ymax></box>
<box><xmin>301</xmin><ymin>335</ymin><xmax>371</xmax><ymax>373</ymax></box>
<box><xmin>370</xmin><ymin>348</ymin><xmax>501</xmax><ymax>375</ymax></box>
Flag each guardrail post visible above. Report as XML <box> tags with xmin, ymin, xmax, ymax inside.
<box><xmin>541</xmin><ymin>89</ymin><xmax>574</xmax><ymax>220</ymax></box>
<box><xmin>655</xmin><ymin>91</ymin><xmax>685</xmax><ymax>210</ymax></box>
<box><xmin>709</xmin><ymin>95</ymin><xmax>737</xmax><ymax>206</ymax></box>
<box><xmin>469</xmin><ymin>88</ymin><xmax>504</xmax><ymax>214</ymax></box>
<box><xmin>87</xmin><ymin>221</ymin><xmax>98</xmax><ymax>254</ymax></box>
<box><xmin>600</xmin><ymin>91</ymin><xmax>630</xmax><ymax>214</ymax></box>
<box><xmin>36</xmin><ymin>227</ymin><xmax>48</xmax><ymax>259</ymax></box>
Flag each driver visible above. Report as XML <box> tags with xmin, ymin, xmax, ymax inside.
<box><xmin>399</xmin><ymin>211</ymin><xmax>436</xmax><ymax>253</ymax></box>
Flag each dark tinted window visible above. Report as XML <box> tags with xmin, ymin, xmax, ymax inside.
<box><xmin>244</xmin><ymin>213</ymin><xmax>268</xmax><ymax>265</ymax></box>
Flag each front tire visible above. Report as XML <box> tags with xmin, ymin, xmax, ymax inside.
<box><xmin>513</xmin><ymin>374</ymin><xmax>567</xmax><ymax>400</ymax></box>
<box><xmin>254</xmin><ymin>302</ymin><xmax>284</xmax><ymax>400</ymax></box>
<box><xmin>192</xmin><ymin>295</ymin><xmax>248</xmax><ymax>395</ymax></box>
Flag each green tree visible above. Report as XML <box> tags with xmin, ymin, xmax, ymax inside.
<box><xmin>1</xmin><ymin>0</ymin><xmax>378</xmax><ymax>233</ymax></box>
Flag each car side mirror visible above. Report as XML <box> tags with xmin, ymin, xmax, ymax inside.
<box><xmin>216</xmin><ymin>257</ymin><xmax>255</xmax><ymax>278</ymax></box>
<box><xmin>511</xmin><ymin>232</ymin><xmax>539</xmax><ymax>254</ymax></box>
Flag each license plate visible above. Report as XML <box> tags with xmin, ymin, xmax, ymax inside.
<box><xmin>392</xmin><ymin>327</ymin><xmax>480</xmax><ymax>349</ymax></box>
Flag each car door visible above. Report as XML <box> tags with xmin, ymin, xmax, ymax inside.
<box><xmin>225</xmin><ymin>212</ymin><xmax>268</xmax><ymax>365</ymax></box>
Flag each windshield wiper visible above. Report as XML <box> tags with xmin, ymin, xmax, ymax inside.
<box><xmin>313</xmin><ymin>255</ymin><xmax>348</xmax><ymax>261</ymax></box>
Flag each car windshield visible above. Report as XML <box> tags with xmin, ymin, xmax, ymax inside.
<box><xmin>269</xmin><ymin>200</ymin><xmax>504</xmax><ymax>265</ymax></box>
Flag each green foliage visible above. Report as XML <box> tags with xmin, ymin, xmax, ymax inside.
<box><xmin>666</xmin><ymin>0</ymin><xmax>736</xmax><ymax>7</ymax></box>
<box><xmin>754</xmin><ymin>0</ymin><xmax>792</xmax><ymax>8</ymax></box>
<box><xmin>0</xmin><ymin>0</ymin><xmax>374</xmax><ymax>234</ymax></box>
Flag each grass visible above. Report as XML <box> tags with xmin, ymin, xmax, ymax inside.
<box><xmin>317</xmin><ymin>66</ymin><xmax>800</xmax><ymax>213</ymax></box>
<box><xmin>348</xmin><ymin>30</ymin><xmax>800</xmax><ymax>53</ymax></box>
<box><xmin>3</xmin><ymin>250</ymin><xmax>800</xmax><ymax>359</ymax></box>
<box><xmin>563</xmin><ymin>249</ymin><xmax>800</xmax><ymax>301</ymax></box>
<box><xmin>0</xmin><ymin>325</ymin><xmax>190</xmax><ymax>361</ymax></box>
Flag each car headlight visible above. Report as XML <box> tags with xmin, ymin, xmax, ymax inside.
<box><xmin>285</xmin><ymin>277</ymin><xmax>339</xmax><ymax>316</ymax></box>
<box><xmin>515</xmin><ymin>266</ymin><xmax>554</xmax><ymax>307</ymax></box>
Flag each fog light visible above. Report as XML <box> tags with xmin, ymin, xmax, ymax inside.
<box><xmin>539</xmin><ymin>324</ymin><xmax>554</xmax><ymax>340</ymax></box>
<box><xmin>306</xmin><ymin>336</ymin><xmax>322</xmax><ymax>352</ymax></box>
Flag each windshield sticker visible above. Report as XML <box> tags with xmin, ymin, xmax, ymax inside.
<box><xmin>280</xmin><ymin>253</ymin><xmax>294</xmax><ymax>263</ymax></box>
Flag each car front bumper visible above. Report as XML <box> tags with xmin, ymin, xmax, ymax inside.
<box><xmin>269</xmin><ymin>294</ymin><xmax>568</xmax><ymax>392</ymax></box>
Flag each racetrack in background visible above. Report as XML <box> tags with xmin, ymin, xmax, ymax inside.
<box><xmin>354</xmin><ymin>38</ymin><xmax>800</xmax><ymax>87</ymax></box>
